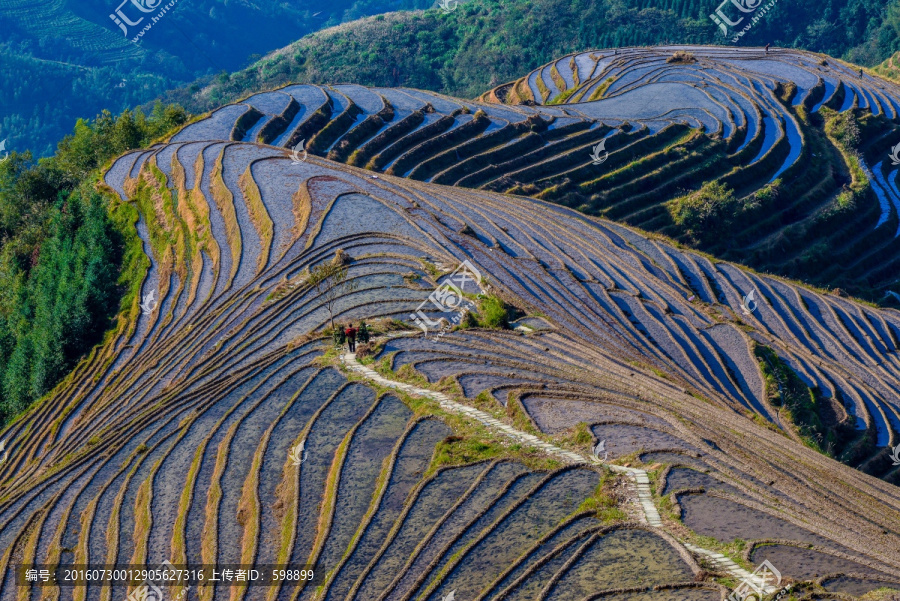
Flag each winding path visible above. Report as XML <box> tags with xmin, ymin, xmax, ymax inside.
<box><xmin>340</xmin><ymin>348</ymin><xmax>780</xmax><ymax>594</ymax></box>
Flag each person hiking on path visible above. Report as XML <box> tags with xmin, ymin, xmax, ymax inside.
<box><xmin>346</xmin><ymin>324</ymin><xmax>357</xmax><ymax>352</ymax></box>
<box><xmin>764</xmin><ymin>43</ymin><xmax>770</xmax><ymax>53</ymax></box>
<box><xmin>358</xmin><ymin>322</ymin><xmax>370</xmax><ymax>344</ymax></box>
<box><xmin>337</xmin><ymin>324</ymin><xmax>346</xmax><ymax>348</ymax></box>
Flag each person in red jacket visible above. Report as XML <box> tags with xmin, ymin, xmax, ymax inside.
<box><xmin>345</xmin><ymin>324</ymin><xmax>357</xmax><ymax>352</ymax></box>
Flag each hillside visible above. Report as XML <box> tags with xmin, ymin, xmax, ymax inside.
<box><xmin>167</xmin><ymin>47</ymin><xmax>900</xmax><ymax>303</ymax></box>
<box><xmin>1</xmin><ymin>63</ymin><xmax>900</xmax><ymax>597</ymax></box>
<box><xmin>486</xmin><ymin>47</ymin><xmax>900</xmax><ymax>300</ymax></box>
<box><xmin>0</xmin><ymin>0</ymin><xmax>430</xmax><ymax>156</ymax></box>
<box><xmin>4</xmin><ymin>0</ymin><xmax>900</xmax><ymax>157</ymax></box>
<box><xmin>875</xmin><ymin>48</ymin><xmax>900</xmax><ymax>83</ymax></box>
<box><xmin>164</xmin><ymin>0</ymin><xmax>900</xmax><ymax>116</ymax></box>
<box><xmin>0</xmin><ymin>103</ymin><xmax>190</xmax><ymax>426</ymax></box>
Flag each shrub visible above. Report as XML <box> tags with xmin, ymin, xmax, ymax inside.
<box><xmin>667</xmin><ymin>51</ymin><xmax>696</xmax><ymax>64</ymax></box>
<box><xmin>572</xmin><ymin>422</ymin><xmax>593</xmax><ymax>445</ymax></box>
<box><xmin>478</xmin><ymin>295</ymin><xmax>511</xmax><ymax>329</ymax></box>
<box><xmin>461</xmin><ymin>310</ymin><xmax>480</xmax><ymax>329</ymax></box>
<box><xmin>835</xmin><ymin>189</ymin><xmax>856</xmax><ymax>211</ymax></box>
<box><xmin>750</xmin><ymin>182</ymin><xmax>779</xmax><ymax>209</ymax></box>
<box><xmin>430</xmin><ymin>435</ymin><xmax>502</xmax><ymax>470</ymax></box>
<box><xmin>579</xmin><ymin>471</ymin><xmax>628</xmax><ymax>523</ymax></box>
<box><xmin>307</xmin><ymin>256</ymin><xmax>358</xmax><ymax>329</ymax></box>
<box><xmin>670</xmin><ymin>181</ymin><xmax>742</xmax><ymax>244</ymax></box>
<box><xmin>558</xmin><ymin>421</ymin><xmax>593</xmax><ymax>447</ymax></box>
<box><xmin>824</xmin><ymin>109</ymin><xmax>861</xmax><ymax>150</ymax></box>
<box><xmin>860</xmin><ymin>587</ymin><xmax>900</xmax><ymax>601</ymax></box>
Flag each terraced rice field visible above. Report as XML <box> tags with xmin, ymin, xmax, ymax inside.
<box><xmin>169</xmin><ymin>46</ymin><xmax>900</xmax><ymax>300</ymax></box>
<box><xmin>2</xmin><ymin>45</ymin><xmax>900</xmax><ymax>600</ymax></box>
<box><xmin>0</xmin><ymin>0</ymin><xmax>142</xmax><ymax>61</ymax></box>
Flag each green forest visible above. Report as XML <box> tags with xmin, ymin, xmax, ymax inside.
<box><xmin>165</xmin><ymin>0</ymin><xmax>900</xmax><ymax>113</ymax></box>
<box><xmin>0</xmin><ymin>104</ymin><xmax>188</xmax><ymax>425</ymax></box>
<box><xmin>0</xmin><ymin>0</ymin><xmax>432</xmax><ymax>157</ymax></box>
<box><xmin>4</xmin><ymin>0</ymin><xmax>900</xmax><ymax>157</ymax></box>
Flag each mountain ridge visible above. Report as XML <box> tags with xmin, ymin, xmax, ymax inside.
<box><xmin>2</xmin><ymin>42</ymin><xmax>900</xmax><ymax>599</ymax></box>
<box><xmin>165</xmin><ymin>46</ymin><xmax>900</xmax><ymax>304</ymax></box>
<box><xmin>1</xmin><ymin>62</ymin><xmax>900</xmax><ymax>595</ymax></box>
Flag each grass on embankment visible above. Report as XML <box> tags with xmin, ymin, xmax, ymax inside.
<box><xmin>329</xmin><ymin>342</ymin><xmax>565</xmax><ymax>475</ymax></box>
<box><xmin>754</xmin><ymin>343</ymin><xmax>855</xmax><ymax>458</ymax></box>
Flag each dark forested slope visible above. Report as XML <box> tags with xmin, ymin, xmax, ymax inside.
<box><xmin>165</xmin><ymin>0</ymin><xmax>900</xmax><ymax>114</ymax></box>
<box><xmin>0</xmin><ymin>0</ymin><xmax>431</xmax><ymax>156</ymax></box>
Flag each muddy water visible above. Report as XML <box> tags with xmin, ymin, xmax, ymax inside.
<box><xmin>414</xmin><ymin>360</ymin><xmax>557</xmax><ymax>386</ymax></box>
<box><xmin>216</xmin><ymin>365</ymin><xmax>319</xmax><ymax>566</ymax></box>
<box><xmin>314</xmin><ymin>194</ymin><xmax>418</xmax><ymax>246</ymax></box>
<box><xmin>385</xmin><ymin>461</ymin><xmax>530</xmax><ymax>601</ymax></box>
<box><xmin>490</xmin><ymin>515</ymin><xmax>600</xmax><ymax>596</ymax></box>
<box><xmin>255</xmin><ymin>369</ymin><xmax>345</xmax><ymax>568</ymax></box>
<box><xmin>751</xmin><ymin>545</ymin><xmax>895</xmax><ymax>581</ymax></box>
<box><xmin>413</xmin><ymin>472</ymin><xmax>547</xmax><ymax>599</ymax></box>
<box><xmin>591</xmin><ymin>423</ymin><xmax>697</xmax><ymax>458</ymax></box>
<box><xmin>505</xmin><ymin>531</ymin><xmax>596</xmax><ymax>600</ymax></box>
<box><xmin>822</xmin><ymin>575</ymin><xmax>900</xmax><ymax>596</ymax></box>
<box><xmin>680</xmin><ymin>494</ymin><xmax>836</xmax><ymax>548</ymax></box>
<box><xmin>285</xmin><ymin>382</ymin><xmax>376</xmax><ymax>574</ymax></box>
<box><xmin>323</xmin><ymin>419</ymin><xmax>450</xmax><ymax>601</ymax></box>
<box><xmin>458</xmin><ymin>373</ymin><xmax>532</xmax><ymax>400</ymax></box>
<box><xmin>639</xmin><ymin>452</ymin><xmax>708</xmax><ymax>470</ymax></box>
<box><xmin>311</xmin><ymin>396</ymin><xmax>413</xmax><ymax>587</ymax></box>
<box><xmin>544</xmin><ymin>528</ymin><xmax>693</xmax><ymax>599</ymax></box>
<box><xmin>662</xmin><ymin>467</ymin><xmax>739</xmax><ymax>495</ymax></box>
<box><xmin>353</xmin><ymin>462</ymin><xmax>488</xmax><ymax>600</ymax></box>
<box><xmin>591</xmin><ymin>587</ymin><xmax>722</xmax><ymax>601</ymax></box>
<box><xmin>428</xmin><ymin>468</ymin><xmax>601</xmax><ymax>599</ymax></box>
